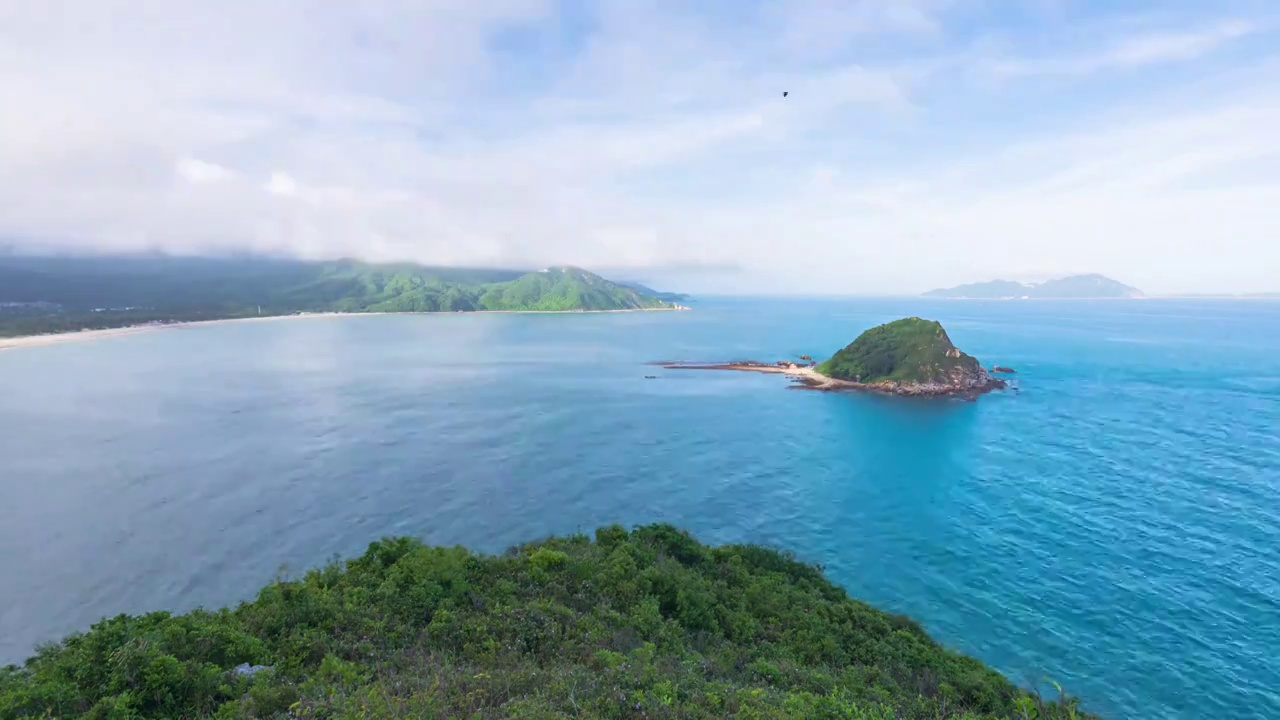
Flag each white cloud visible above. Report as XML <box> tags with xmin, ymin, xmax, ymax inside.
<box><xmin>265</xmin><ymin>172</ymin><xmax>299</xmax><ymax>198</ymax></box>
<box><xmin>987</xmin><ymin>19</ymin><xmax>1259</xmax><ymax>77</ymax></box>
<box><xmin>176</xmin><ymin>158</ymin><xmax>235</xmax><ymax>184</ymax></box>
<box><xmin>765</xmin><ymin>0</ymin><xmax>947</xmax><ymax>59</ymax></box>
<box><xmin>1</xmin><ymin>1</ymin><xmax>1278</xmax><ymax>294</ymax></box>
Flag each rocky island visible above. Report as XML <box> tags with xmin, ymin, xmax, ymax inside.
<box><xmin>661</xmin><ymin>317</ymin><xmax>1007</xmax><ymax>398</ymax></box>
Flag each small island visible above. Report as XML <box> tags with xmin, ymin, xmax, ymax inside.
<box><xmin>660</xmin><ymin>317</ymin><xmax>1007</xmax><ymax>398</ymax></box>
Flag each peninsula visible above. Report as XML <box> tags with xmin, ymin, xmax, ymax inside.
<box><xmin>661</xmin><ymin>317</ymin><xmax>1006</xmax><ymax>397</ymax></box>
<box><xmin>0</xmin><ymin>256</ymin><xmax>688</xmax><ymax>338</ymax></box>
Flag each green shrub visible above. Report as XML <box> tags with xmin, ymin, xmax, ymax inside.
<box><xmin>0</xmin><ymin>525</ymin><xmax>1094</xmax><ymax>719</ymax></box>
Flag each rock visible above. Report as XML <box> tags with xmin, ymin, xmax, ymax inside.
<box><xmin>990</xmin><ymin>366</ymin><xmax>1016</xmax><ymax>374</ymax></box>
<box><xmin>232</xmin><ymin>663</ymin><xmax>272</xmax><ymax>678</ymax></box>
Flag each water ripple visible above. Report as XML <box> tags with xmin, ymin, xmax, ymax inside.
<box><xmin>0</xmin><ymin>300</ymin><xmax>1278</xmax><ymax>720</ymax></box>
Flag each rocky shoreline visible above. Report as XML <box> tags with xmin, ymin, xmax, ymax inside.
<box><xmin>656</xmin><ymin>360</ymin><xmax>1007</xmax><ymax>398</ymax></box>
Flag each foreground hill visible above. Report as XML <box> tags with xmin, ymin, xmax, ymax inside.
<box><xmin>815</xmin><ymin>318</ymin><xmax>1001</xmax><ymax>395</ymax></box>
<box><xmin>925</xmin><ymin>274</ymin><xmax>1142</xmax><ymax>299</ymax></box>
<box><xmin>0</xmin><ymin>524</ymin><xmax>1089</xmax><ymax>719</ymax></box>
<box><xmin>0</xmin><ymin>256</ymin><xmax>680</xmax><ymax>337</ymax></box>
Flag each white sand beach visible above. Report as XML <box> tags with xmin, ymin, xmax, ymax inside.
<box><xmin>0</xmin><ymin>307</ymin><xmax>688</xmax><ymax>352</ymax></box>
<box><xmin>0</xmin><ymin>314</ymin><xmax>323</xmax><ymax>352</ymax></box>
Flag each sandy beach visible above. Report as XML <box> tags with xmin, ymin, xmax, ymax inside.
<box><xmin>659</xmin><ymin>361</ymin><xmax>861</xmax><ymax>390</ymax></box>
<box><xmin>0</xmin><ymin>307</ymin><xmax>687</xmax><ymax>352</ymax></box>
<box><xmin>0</xmin><ymin>325</ymin><xmax>158</xmax><ymax>351</ymax></box>
<box><xmin>0</xmin><ymin>314</ymin><xmax>329</xmax><ymax>352</ymax></box>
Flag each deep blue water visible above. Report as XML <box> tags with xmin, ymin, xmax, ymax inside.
<box><xmin>1</xmin><ymin>299</ymin><xmax>1278</xmax><ymax>719</ymax></box>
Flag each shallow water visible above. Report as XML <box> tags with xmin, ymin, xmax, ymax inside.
<box><xmin>1</xmin><ymin>298</ymin><xmax>1278</xmax><ymax>719</ymax></box>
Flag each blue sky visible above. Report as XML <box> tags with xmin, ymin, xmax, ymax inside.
<box><xmin>1</xmin><ymin>0</ymin><xmax>1277</xmax><ymax>294</ymax></box>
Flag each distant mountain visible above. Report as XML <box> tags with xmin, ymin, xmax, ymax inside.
<box><xmin>617</xmin><ymin>281</ymin><xmax>690</xmax><ymax>303</ymax></box>
<box><xmin>0</xmin><ymin>256</ymin><xmax>678</xmax><ymax>337</ymax></box>
<box><xmin>924</xmin><ymin>274</ymin><xmax>1142</xmax><ymax>299</ymax></box>
<box><xmin>925</xmin><ymin>279</ymin><xmax>1029</xmax><ymax>299</ymax></box>
<box><xmin>1033</xmin><ymin>275</ymin><xmax>1144</xmax><ymax>298</ymax></box>
<box><xmin>478</xmin><ymin>267</ymin><xmax>671</xmax><ymax>311</ymax></box>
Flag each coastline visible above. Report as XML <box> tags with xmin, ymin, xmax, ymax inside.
<box><xmin>0</xmin><ymin>314</ymin><xmax>337</xmax><ymax>351</ymax></box>
<box><xmin>0</xmin><ymin>306</ymin><xmax>687</xmax><ymax>352</ymax></box>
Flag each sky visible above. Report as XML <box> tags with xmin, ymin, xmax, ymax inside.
<box><xmin>1</xmin><ymin>0</ymin><xmax>1278</xmax><ymax>295</ymax></box>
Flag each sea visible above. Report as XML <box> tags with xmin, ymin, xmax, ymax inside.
<box><xmin>0</xmin><ymin>298</ymin><xmax>1277</xmax><ymax>719</ymax></box>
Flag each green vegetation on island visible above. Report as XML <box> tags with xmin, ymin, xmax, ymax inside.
<box><xmin>660</xmin><ymin>318</ymin><xmax>1004</xmax><ymax>396</ymax></box>
<box><xmin>815</xmin><ymin>318</ymin><xmax>993</xmax><ymax>390</ymax></box>
<box><xmin>0</xmin><ymin>256</ymin><xmax>681</xmax><ymax>337</ymax></box>
<box><xmin>0</xmin><ymin>525</ymin><xmax>1089</xmax><ymax>720</ymax></box>
<box><xmin>924</xmin><ymin>274</ymin><xmax>1142</xmax><ymax>299</ymax></box>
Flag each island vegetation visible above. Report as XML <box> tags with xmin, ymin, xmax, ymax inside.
<box><xmin>661</xmin><ymin>318</ymin><xmax>1005</xmax><ymax>398</ymax></box>
<box><xmin>923</xmin><ymin>274</ymin><xmax>1142</xmax><ymax>299</ymax></box>
<box><xmin>815</xmin><ymin>317</ymin><xmax>998</xmax><ymax>394</ymax></box>
<box><xmin>0</xmin><ymin>256</ymin><xmax>683</xmax><ymax>338</ymax></box>
<box><xmin>0</xmin><ymin>524</ymin><xmax>1089</xmax><ymax>719</ymax></box>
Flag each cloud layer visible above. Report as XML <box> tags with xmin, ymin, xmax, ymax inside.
<box><xmin>2</xmin><ymin>0</ymin><xmax>1278</xmax><ymax>293</ymax></box>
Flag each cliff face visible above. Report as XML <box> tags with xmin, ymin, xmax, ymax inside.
<box><xmin>869</xmin><ymin>362</ymin><xmax>1001</xmax><ymax>396</ymax></box>
<box><xmin>816</xmin><ymin>317</ymin><xmax>1004</xmax><ymax>395</ymax></box>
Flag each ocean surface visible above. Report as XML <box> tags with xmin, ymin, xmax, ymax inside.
<box><xmin>1</xmin><ymin>298</ymin><xmax>1278</xmax><ymax>719</ymax></box>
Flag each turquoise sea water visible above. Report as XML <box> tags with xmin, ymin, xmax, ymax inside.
<box><xmin>1</xmin><ymin>298</ymin><xmax>1277</xmax><ymax>719</ymax></box>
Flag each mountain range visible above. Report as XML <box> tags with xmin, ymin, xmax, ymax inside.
<box><xmin>924</xmin><ymin>274</ymin><xmax>1143</xmax><ymax>299</ymax></box>
<box><xmin>0</xmin><ymin>256</ymin><xmax>682</xmax><ymax>337</ymax></box>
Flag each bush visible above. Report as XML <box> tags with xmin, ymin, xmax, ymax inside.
<box><xmin>0</xmin><ymin>525</ymin><xmax>1094</xmax><ymax>719</ymax></box>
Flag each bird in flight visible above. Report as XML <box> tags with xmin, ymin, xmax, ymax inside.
<box><xmin>783</xmin><ymin>91</ymin><xmax>788</xmax><ymax>97</ymax></box>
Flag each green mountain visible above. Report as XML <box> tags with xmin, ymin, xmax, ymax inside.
<box><xmin>0</xmin><ymin>257</ymin><xmax>677</xmax><ymax>336</ymax></box>
<box><xmin>0</xmin><ymin>524</ymin><xmax>1090</xmax><ymax>720</ymax></box>
<box><xmin>617</xmin><ymin>280</ymin><xmax>690</xmax><ymax>303</ymax></box>
<box><xmin>816</xmin><ymin>317</ymin><xmax>993</xmax><ymax>389</ymax></box>
<box><xmin>479</xmin><ymin>267</ymin><xmax>671</xmax><ymax>311</ymax></box>
<box><xmin>925</xmin><ymin>274</ymin><xmax>1142</xmax><ymax>299</ymax></box>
